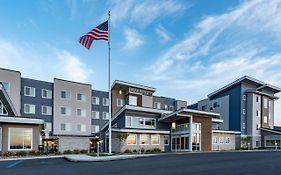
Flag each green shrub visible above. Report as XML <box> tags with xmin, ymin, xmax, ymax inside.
<box><xmin>63</xmin><ymin>150</ymin><xmax>73</xmax><ymax>154</ymax></box>
<box><xmin>29</xmin><ymin>151</ymin><xmax>37</xmax><ymax>156</ymax></box>
<box><xmin>73</xmin><ymin>149</ymin><xmax>80</xmax><ymax>154</ymax></box>
<box><xmin>140</xmin><ymin>148</ymin><xmax>145</xmax><ymax>153</ymax></box>
<box><xmin>132</xmin><ymin>149</ymin><xmax>138</xmax><ymax>153</ymax></box>
<box><xmin>153</xmin><ymin>148</ymin><xmax>162</xmax><ymax>153</ymax></box>
<box><xmin>145</xmin><ymin>149</ymin><xmax>152</xmax><ymax>153</ymax></box>
<box><xmin>80</xmin><ymin>149</ymin><xmax>88</xmax><ymax>154</ymax></box>
<box><xmin>54</xmin><ymin>151</ymin><xmax>62</xmax><ymax>155</ymax></box>
<box><xmin>124</xmin><ymin>149</ymin><xmax>132</xmax><ymax>153</ymax></box>
<box><xmin>16</xmin><ymin>151</ymin><xmax>27</xmax><ymax>157</ymax></box>
<box><xmin>2</xmin><ymin>151</ymin><xmax>14</xmax><ymax>157</ymax></box>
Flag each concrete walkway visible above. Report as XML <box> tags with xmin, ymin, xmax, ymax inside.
<box><xmin>64</xmin><ymin>154</ymin><xmax>157</xmax><ymax>162</ymax></box>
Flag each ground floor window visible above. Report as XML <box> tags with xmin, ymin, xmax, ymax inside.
<box><xmin>127</xmin><ymin>134</ymin><xmax>137</xmax><ymax>145</ymax></box>
<box><xmin>192</xmin><ymin>133</ymin><xmax>200</xmax><ymax>151</ymax></box>
<box><xmin>164</xmin><ymin>135</ymin><xmax>169</xmax><ymax>145</ymax></box>
<box><xmin>140</xmin><ymin>134</ymin><xmax>149</xmax><ymax>145</ymax></box>
<box><xmin>151</xmin><ymin>135</ymin><xmax>160</xmax><ymax>145</ymax></box>
<box><xmin>9</xmin><ymin>128</ymin><xmax>33</xmax><ymax>150</ymax></box>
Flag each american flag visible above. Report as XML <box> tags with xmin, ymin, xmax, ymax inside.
<box><xmin>79</xmin><ymin>20</ymin><xmax>109</xmax><ymax>49</ymax></box>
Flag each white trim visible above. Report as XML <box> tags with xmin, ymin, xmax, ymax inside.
<box><xmin>24</xmin><ymin>86</ymin><xmax>36</xmax><ymax>97</ymax></box>
<box><xmin>111</xmin><ymin>80</ymin><xmax>156</xmax><ymax>92</ymax></box>
<box><xmin>112</xmin><ymin>128</ymin><xmax>170</xmax><ymax>134</ymax></box>
<box><xmin>0</xmin><ymin>116</ymin><xmax>44</xmax><ymax>124</ymax></box>
<box><xmin>24</xmin><ymin>104</ymin><xmax>36</xmax><ymax>114</ymax></box>
<box><xmin>212</xmin><ymin>130</ymin><xmax>241</xmax><ymax>134</ymax></box>
<box><xmin>212</xmin><ymin>118</ymin><xmax>224</xmax><ymax>123</ymax></box>
<box><xmin>41</xmin><ymin>89</ymin><xmax>52</xmax><ymax>99</ymax></box>
<box><xmin>8</xmin><ymin>127</ymin><xmax>33</xmax><ymax>151</ymax></box>
<box><xmin>41</xmin><ymin>105</ymin><xmax>52</xmax><ymax>115</ymax></box>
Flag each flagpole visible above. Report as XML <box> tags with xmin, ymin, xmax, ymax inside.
<box><xmin>108</xmin><ymin>10</ymin><xmax>112</xmax><ymax>154</ymax></box>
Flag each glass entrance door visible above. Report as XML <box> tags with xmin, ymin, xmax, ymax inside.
<box><xmin>171</xmin><ymin>135</ymin><xmax>189</xmax><ymax>151</ymax></box>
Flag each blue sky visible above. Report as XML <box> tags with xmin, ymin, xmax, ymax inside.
<box><xmin>1</xmin><ymin>0</ymin><xmax>281</xmax><ymax>125</ymax></box>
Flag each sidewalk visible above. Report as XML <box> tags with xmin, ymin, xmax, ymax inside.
<box><xmin>0</xmin><ymin>155</ymin><xmax>64</xmax><ymax>162</ymax></box>
<box><xmin>64</xmin><ymin>154</ymin><xmax>157</xmax><ymax>162</ymax></box>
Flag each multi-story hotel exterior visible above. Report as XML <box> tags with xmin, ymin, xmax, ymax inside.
<box><xmin>190</xmin><ymin>76</ymin><xmax>281</xmax><ymax>149</ymax></box>
<box><xmin>0</xmin><ymin>67</ymin><xmax>280</xmax><ymax>154</ymax></box>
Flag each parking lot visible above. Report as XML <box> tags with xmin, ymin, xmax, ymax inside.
<box><xmin>0</xmin><ymin>151</ymin><xmax>281</xmax><ymax>175</ymax></box>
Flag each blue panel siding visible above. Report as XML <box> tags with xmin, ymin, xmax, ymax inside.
<box><xmin>20</xmin><ymin>78</ymin><xmax>53</xmax><ymax>122</ymax></box>
<box><xmin>92</xmin><ymin>90</ymin><xmax>109</xmax><ymax>128</ymax></box>
<box><xmin>210</xmin><ymin>84</ymin><xmax>242</xmax><ymax>132</ymax></box>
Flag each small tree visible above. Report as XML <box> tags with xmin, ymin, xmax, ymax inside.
<box><xmin>117</xmin><ymin>133</ymin><xmax>129</xmax><ymax>146</ymax></box>
<box><xmin>241</xmin><ymin>136</ymin><xmax>252</xmax><ymax>149</ymax></box>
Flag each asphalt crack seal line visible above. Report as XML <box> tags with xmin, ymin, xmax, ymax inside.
<box><xmin>6</xmin><ymin>160</ymin><xmax>24</xmax><ymax>169</ymax></box>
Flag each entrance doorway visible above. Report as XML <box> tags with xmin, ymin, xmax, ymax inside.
<box><xmin>172</xmin><ymin>135</ymin><xmax>189</xmax><ymax>151</ymax></box>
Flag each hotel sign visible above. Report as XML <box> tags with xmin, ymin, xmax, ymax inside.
<box><xmin>129</xmin><ymin>87</ymin><xmax>153</xmax><ymax>96</ymax></box>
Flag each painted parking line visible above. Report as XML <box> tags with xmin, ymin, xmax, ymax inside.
<box><xmin>6</xmin><ymin>160</ymin><xmax>24</xmax><ymax>169</ymax></box>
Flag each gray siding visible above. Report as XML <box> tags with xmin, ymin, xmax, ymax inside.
<box><xmin>21</xmin><ymin>78</ymin><xmax>53</xmax><ymax>122</ymax></box>
<box><xmin>91</xmin><ymin>90</ymin><xmax>109</xmax><ymax>130</ymax></box>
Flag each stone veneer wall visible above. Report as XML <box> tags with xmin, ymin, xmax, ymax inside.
<box><xmin>58</xmin><ymin>136</ymin><xmax>90</xmax><ymax>152</ymax></box>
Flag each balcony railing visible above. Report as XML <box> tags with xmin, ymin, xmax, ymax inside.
<box><xmin>172</xmin><ymin>124</ymin><xmax>190</xmax><ymax>133</ymax></box>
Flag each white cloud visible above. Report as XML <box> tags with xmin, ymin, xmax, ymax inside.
<box><xmin>105</xmin><ymin>0</ymin><xmax>186</xmax><ymax>26</ymax></box>
<box><xmin>155</xmin><ymin>24</ymin><xmax>171</xmax><ymax>43</ymax></box>
<box><xmin>145</xmin><ymin>0</ymin><xmax>281</xmax><ymax>125</ymax></box>
<box><xmin>57</xmin><ymin>50</ymin><xmax>92</xmax><ymax>82</ymax></box>
<box><xmin>0</xmin><ymin>37</ymin><xmax>92</xmax><ymax>84</ymax></box>
<box><xmin>124</xmin><ymin>28</ymin><xmax>144</xmax><ymax>49</ymax></box>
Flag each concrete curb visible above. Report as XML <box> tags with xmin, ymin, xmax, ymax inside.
<box><xmin>64</xmin><ymin>154</ymin><xmax>158</xmax><ymax>162</ymax></box>
<box><xmin>0</xmin><ymin>155</ymin><xmax>65</xmax><ymax>162</ymax></box>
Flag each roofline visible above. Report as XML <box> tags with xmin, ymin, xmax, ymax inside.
<box><xmin>159</xmin><ymin>108</ymin><xmax>220</xmax><ymax>122</ymax></box>
<box><xmin>259</xmin><ymin>128</ymin><xmax>281</xmax><ymax>135</ymax></box>
<box><xmin>212</xmin><ymin>130</ymin><xmax>241</xmax><ymax>134</ymax></box>
<box><xmin>21</xmin><ymin>77</ymin><xmax>53</xmax><ymax>84</ymax></box>
<box><xmin>0</xmin><ymin>84</ymin><xmax>18</xmax><ymax>116</ymax></box>
<box><xmin>111</xmin><ymin>80</ymin><xmax>156</xmax><ymax>92</ymax></box>
<box><xmin>0</xmin><ymin>116</ymin><xmax>44</xmax><ymax>124</ymax></box>
<box><xmin>208</xmin><ymin>76</ymin><xmax>281</xmax><ymax>98</ymax></box>
<box><xmin>54</xmin><ymin>78</ymin><xmax>92</xmax><ymax>87</ymax></box>
<box><xmin>246</xmin><ymin>90</ymin><xmax>279</xmax><ymax>99</ymax></box>
<box><xmin>0</xmin><ymin>67</ymin><xmax>21</xmax><ymax>74</ymax></box>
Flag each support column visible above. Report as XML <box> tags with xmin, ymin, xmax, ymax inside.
<box><xmin>189</xmin><ymin>115</ymin><xmax>193</xmax><ymax>152</ymax></box>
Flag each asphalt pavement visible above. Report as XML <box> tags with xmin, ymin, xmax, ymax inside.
<box><xmin>1</xmin><ymin>151</ymin><xmax>281</xmax><ymax>175</ymax></box>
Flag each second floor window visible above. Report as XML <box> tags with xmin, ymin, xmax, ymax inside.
<box><xmin>60</xmin><ymin>107</ymin><xmax>71</xmax><ymax>116</ymax></box>
<box><xmin>169</xmin><ymin>106</ymin><xmax>174</xmax><ymax>111</ymax></box>
<box><xmin>77</xmin><ymin>108</ymin><xmax>86</xmax><ymax>117</ymax></box>
<box><xmin>24</xmin><ymin>104</ymin><xmax>35</xmax><ymax>114</ymax></box>
<box><xmin>24</xmin><ymin>86</ymin><xmax>35</xmax><ymax>97</ymax></box>
<box><xmin>102</xmin><ymin>112</ymin><xmax>109</xmax><ymax>120</ymax></box>
<box><xmin>42</xmin><ymin>105</ymin><xmax>52</xmax><ymax>115</ymax></box>
<box><xmin>91</xmin><ymin>111</ymin><xmax>100</xmax><ymax>119</ymax></box>
<box><xmin>117</xmin><ymin>98</ymin><xmax>125</xmax><ymax>107</ymax></box>
<box><xmin>154</xmin><ymin>102</ymin><xmax>161</xmax><ymax>109</ymax></box>
<box><xmin>77</xmin><ymin>93</ymin><xmax>86</xmax><ymax>101</ymax></box>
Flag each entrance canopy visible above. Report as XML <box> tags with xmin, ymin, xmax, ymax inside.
<box><xmin>159</xmin><ymin>108</ymin><xmax>221</xmax><ymax>123</ymax></box>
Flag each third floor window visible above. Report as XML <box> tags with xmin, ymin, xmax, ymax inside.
<box><xmin>61</xmin><ymin>91</ymin><xmax>71</xmax><ymax>100</ymax></box>
<box><xmin>103</xmin><ymin>98</ymin><xmax>109</xmax><ymax>106</ymax></box>
<box><xmin>92</xmin><ymin>97</ymin><xmax>100</xmax><ymax>105</ymax></box>
<box><xmin>24</xmin><ymin>86</ymin><xmax>35</xmax><ymax>97</ymax></box>
<box><xmin>77</xmin><ymin>93</ymin><xmax>86</xmax><ymax>101</ymax></box>
<box><xmin>42</xmin><ymin>89</ymin><xmax>52</xmax><ymax>99</ymax></box>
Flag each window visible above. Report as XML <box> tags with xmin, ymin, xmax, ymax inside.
<box><xmin>24</xmin><ymin>86</ymin><xmax>35</xmax><ymax>97</ymax></box>
<box><xmin>243</xmin><ymin>95</ymin><xmax>246</xmax><ymax>100</ymax></box>
<box><xmin>129</xmin><ymin>96</ymin><xmax>137</xmax><ymax>106</ymax></box>
<box><xmin>102</xmin><ymin>112</ymin><xmax>109</xmax><ymax>120</ymax></box>
<box><xmin>60</xmin><ymin>123</ymin><xmax>71</xmax><ymax>131</ymax></box>
<box><xmin>126</xmin><ymin>116</ymin><xmax>156</xmax><ymax>129</ymax></box>
<box><xmin>269</xmin><ymin>113</ymin><xmax>271</xmax><ymax>120</ymax></box>
<box><xmin>42</xmin><ymin>89</ymin><xmax>52</xmax><ymax>99</ymax></box>
<box><xmin>243</xmin><ymin>109</ymin><xmax>246</xmax><ymax>115</ymax></box>
<box><xmin>77</xmin><ymin>124</ymin><xmax>86</xmax><ymax>132</ymax></box>
<box><xmin>154</xmin><ymin>102</ymin><xmax>161</xmax><ymax>109</ymax></box>
<box><xmin>140</xmin><ymin>134</ymin><xmax>149</xmax><ymax>145</ymax></box>
<box><xmin>117</xmin><ymin>98</ymin><xmax>125</xmax><ymax>107</ymax></box>
<box><xmin>256</xmin><ymin>96</ymin><xmax>260</xmax><ymax>103</ymax></box>
<box><xmin>92</xmin><ymin>111</ymin><xmax>100</xmax><ymax>119</ymax></box>
<box><xmin>212</xmin><ymin>136</ymin><xmax>218</xmax><ymax>144</ymax></box>
<box><xmin>219</xmin><ymin>137</ymin><xmax>224</xmax><ymax>144</ymax></box>
<box><xmin>41</xmin><ymin>105</ymin><xmax>52</xmax><ymax>115</ymax></box>
<box><xmin>225</xmin><ymin>137</ymin><xmax>230</xmax><ymax>144</ymax></box>
<box><xmin>77</xmin><ymin>108</ymin><xmax>86</xmax><ymax>117</ymax></box>
<box><xmin>242</xmin><ymin>122</ymin><xmax>246</xmax><ymax>129</ymax></box>
<box><xmin>151</xmin><ymin>135</ymin><xmax>160</xmax><ymax>145</ymax></box>
<box><xmin>0</xmin><ymin>99</ymin><xmax>8</xmax><ymax>115</ymax></box>
<box><xmin>193</xmin><ymin>123</ymin><xmax>201</xmax><ymax>131</ymax></box>
<box><xmin>61</xmin><ymin>91</ymin><xmax>71</xmax><ymax>100</ymax></box>
<box><xmin>9</xmin><ymin>128</ymin><xmax>32</xmax><ymax>150</ymax></box>
<box><xmin>213</xmin><ymin>102</ymin><xmax>220</xmax><ymax>108</ymax></box>
<box><xmin>201</xmin><ymin>105</ymin><xmax>207</xmax><ymax>111</ymax></box>
<box><xmin>164</xmin><ymin>105</ymin><xmax>168</xmax><ymax>110</ymax></box>
<box><xmin>256</xmin><ymin>124</ymin><xmax>261</xmax><ymax>129</ymax></box>
<box><xmin>169</xmin><ymin>106</ymin><xmax>174</xmax><ymax>111</ymax></box>
<box><xmin>264</xmin><ymin>116</ymin><xmax>268</xmax><ymax>123</ymax></box>
<box><xmin>264</xmin><ymin>98</ymin><xmax>268</xmax><ymax>108</ymax></box>
<box><xmin>0</xmin><ymin>82</ymin><xmax>10</xmax><ymax>92</ymax></box>
<box><xmin>127</xmin><ymin>134</ymin><xmax>137</xmax><ymax>145</ymax></box>
<box><xmin>92</xmin><ymin>97</ymin><xmax>100</xmax><ymax>105</ymax></box>
<box><xmin>92</xmin><ymin>125</ymin><xmax>99</xmax><ymax>133</ymax></box>
<box><xmin>60</xmin><ymin>107</ymin><xmax>71</xmax><ymax>116</ymax></box>
<box><xmin>44</xmin><ymin>122</ymin><xmax>52</xmax><ymax>132</ymax></box>
<box><xmin>103</xmin><ymin>98</ymin><xmax>109</xmax><ymax>106</ymax></box>
<box><xmin>164</xmin><ymin>135</ymin><xmax>169</xmax><ymax>145</ymax></box>
<box><xmin>256</xmin><ymin>110</ymin><xmax>260</xmax><ymax>117</ymax></box>
<box><xmin>77</xmin><ymin>93</ymin><xmax>86</xmax><ymax>101</ymax></box>
<box><xmin>24</xmin><ymin>104</ymin><xmax>35</xmax><ymax>114</ymax></box>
